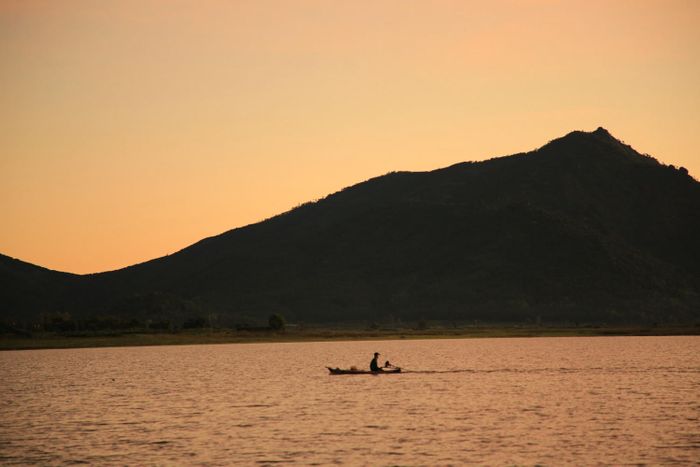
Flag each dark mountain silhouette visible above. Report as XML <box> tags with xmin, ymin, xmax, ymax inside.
<box><xmin>2</xmin><ymin>128</ymin><xmax>699</xmax><ymax>326</ymax></box>
<box><xmin>0</xmin><ymin>255</ymin><xmax>76</xmax><ymax>319</ymax></box>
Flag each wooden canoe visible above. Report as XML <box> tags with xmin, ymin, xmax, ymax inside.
<box><xmin>327</xmin><ymin>366</ymin><xmax>402</xmax><ymax>375</ymax></box>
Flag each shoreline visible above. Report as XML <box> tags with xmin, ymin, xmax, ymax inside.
<box><xmin>1</xmin><ymin>326</ymin><xmax>698</xmax><ymax>351</ymax></box>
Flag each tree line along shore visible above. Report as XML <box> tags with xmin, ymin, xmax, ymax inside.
<box><xmin>1</xmin><ymin>321</ymin><xmax>697</xmax><ymax>351</ymax></box>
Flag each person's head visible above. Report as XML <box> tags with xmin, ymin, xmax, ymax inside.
<box><xmin>374</xmin><ymin>352</ymin><xmax>380</xmax><ymax>358</ymax></box>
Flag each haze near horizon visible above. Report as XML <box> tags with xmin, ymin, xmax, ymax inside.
<box><xmin>2</xmin><ymin>0</ymin><xmax>699</xmax><ymax>274</ymax></box>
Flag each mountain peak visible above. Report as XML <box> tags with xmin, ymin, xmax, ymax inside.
<box><xmin>559</xmin><ymin>126</ymin><xmax>618</xmax><ymax>144</ymax></box>
<box><xmin>592</xmin><ymin>126</ymin><xmax>614</xmax><ymax>138</ymax></box>
<box><xmin>537</xmin><ymin>126</ymin><xmax>655</xmax><ymax>166</ymax></box>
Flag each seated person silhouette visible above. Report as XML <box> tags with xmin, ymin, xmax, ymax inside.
<box><xmin>370</xmin><ymin>352</ymin><xmax>382</xmax><ymax>372</ymax></box>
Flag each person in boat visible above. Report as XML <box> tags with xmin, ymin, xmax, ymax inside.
<box><xmin>384</xmin><ymin>360</ymin><xmax>394</xmax><ymax>368</ymax></box>
<box><xmin>370</xmin><ymin>352</ymin><xmax>383</xmax><ymax>372</ymax></box>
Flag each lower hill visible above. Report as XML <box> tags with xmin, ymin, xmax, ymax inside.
<box><xmin>2</xmin><ymin>128</ymin><xmax>700</xmax><ymax>328</ymax></box>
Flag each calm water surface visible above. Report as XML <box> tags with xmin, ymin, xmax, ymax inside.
<box><xmin>1</xmin><ymin>336</ymin><xmax>698</xmax><ymax>465</ymax></box>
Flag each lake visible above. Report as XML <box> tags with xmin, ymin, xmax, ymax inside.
<box><xmin>1</xmin><ymin>336</ymin><xmax>698</xmax><ymax>465</ymax></box>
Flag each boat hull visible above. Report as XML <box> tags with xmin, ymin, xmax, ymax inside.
<box><xmin>327</xmin><ymin>367</ymin><xmax>401</xmax><ymax>375</ymax></box>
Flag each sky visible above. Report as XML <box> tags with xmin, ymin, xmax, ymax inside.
<box><xmin>1</xmin><ymin>0</ymin><xmax>699</xmax><ymax>274</ymax></box>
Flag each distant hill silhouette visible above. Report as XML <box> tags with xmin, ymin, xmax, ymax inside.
<box><xmin>2</xmin><ymin>128</ymin><xmax>699</xmax><ymax>327</ymax></box>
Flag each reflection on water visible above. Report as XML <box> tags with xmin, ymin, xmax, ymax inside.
<box><xmin>1</xmin><ymin>336</ymin><xmax>698</xmax><ymax>465</ymax></box>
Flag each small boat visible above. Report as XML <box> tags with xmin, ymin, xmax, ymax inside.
<box><xmin>327</xmin><ymin>366</ymin><xmax>402</xmax><ymax>375</ymax></box>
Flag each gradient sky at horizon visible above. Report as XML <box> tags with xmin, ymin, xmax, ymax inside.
<box><xmin>2</xmin><ymin>0</ymin><xmax>699</xmax><ymax>274</ymax></box>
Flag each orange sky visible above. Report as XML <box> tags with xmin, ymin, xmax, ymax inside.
<box><xmin>2</xmin><ymin>0</ymin><xmax>699</xmax><ymax>274</ymax></box>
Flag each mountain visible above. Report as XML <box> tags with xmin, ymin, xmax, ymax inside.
<box><xmin>2</xmin><ymin>127</ymin><xmax>700</xmax><ymax>326</ymax></box>
<box><xmin>0</xmin><ymin>254</ymin><xmax>77</xmax><ymax>324</ymax></box>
